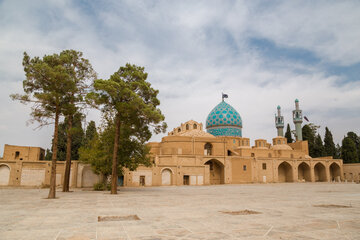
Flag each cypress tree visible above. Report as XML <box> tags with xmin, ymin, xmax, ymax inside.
<box><xmin>324</xmin><ymin>127</ymin><xmax>336</xmax><ymax>157</ymax></box>
<box><xmin>341</xmin><ymin>137</ymin><xmax>358</xmax><ymax>163</ymax></box>
<box><xmin>285</xmin><ymin>124</ymin><xmax>293</xmax><ymax>143</ymax></box>
<box><xmin>302</xmin><ymin>124</ymin><xmax>315</xmax><ymax>157</ymax></box>
<box><xmin>313</xmin><ymin>134</ymin><xmax>325</xmax><ymax>157</ymax></box>
<box><xmin>346</xmin><ymin>132</ymin><xmax>360</xmax><ymax>161</ymax></box>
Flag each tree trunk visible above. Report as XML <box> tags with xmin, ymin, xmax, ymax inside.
<box><xmin>63</xmin><ymin>114</ymin><xmax>73</xmax><ymax>192</ymax></box>
<box><xmin>48</xmin><ymin>106</ymin><xmax>60</xmax><ymax>199</ymax></box>
<box><xmin>111</xmin><ymin>115</ymin><xmax>120</xmax><ymax>194</ymax></box>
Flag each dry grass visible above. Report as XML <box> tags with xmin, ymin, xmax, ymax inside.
<box><xmin>98</xmin><ymin>215</ymin><xmax>140</xmax><ymax>222</ymax></box>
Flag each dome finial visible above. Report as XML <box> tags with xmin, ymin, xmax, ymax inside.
<box><xmin>222</xmin><ymin>93</ymin><xmax>228</xmax><ymax>101</ymax></box>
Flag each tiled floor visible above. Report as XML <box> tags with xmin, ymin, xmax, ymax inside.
<box><xmin>0</xmin><ymin>183</ymin><xmax>359</xmax><ymax>240</ymax></box>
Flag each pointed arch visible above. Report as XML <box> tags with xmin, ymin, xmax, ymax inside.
<box><xmin>278</xmin><ymin>161</ymin><xmax>293</xmax><ymax>182</ymax></box>
<box><xmin>314</xmin><ymin>162</ymin><xmax>326</xmax><ymax>182</ymax></box>
<box><xmin>298</xmin><ymin>162</ymin><xmax>311</xmax><ymax>182</ymax></box>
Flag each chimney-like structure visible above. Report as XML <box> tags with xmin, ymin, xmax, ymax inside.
<box><xmin>275</xmin><ymin>105</ymin><xmax>284</xmax><ymax>137</ymax></box>
<box><xmin>292</xmin><ymin>99</ymin><xmax>303</xmax><ymax>141</ymax></box>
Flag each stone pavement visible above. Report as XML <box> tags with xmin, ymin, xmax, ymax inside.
<box><xmin>0</xmin><ymin>183</ymin><xmax>360</xmax><ymax>240</ymax></box>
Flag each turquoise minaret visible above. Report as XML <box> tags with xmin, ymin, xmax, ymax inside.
<box><xmin>292</xmin><ymin>99</ymin><xmax>303</xmax><ymax>141</ymax></box>
<box><xmin>275</xmin><ymin>105</ymin><xmax>284</xmax><ymax>137</ymax></box>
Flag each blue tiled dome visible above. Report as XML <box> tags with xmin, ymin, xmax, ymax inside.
<box><xmin>206</xmin><ymin>101</ymin><xmax>242</xmax><ymax>137</ymax></box>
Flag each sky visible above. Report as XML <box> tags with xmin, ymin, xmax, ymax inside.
<box><xmin>1</xmin><ymin>0</ymin><xmax>360</xmax><ymax>156</ymax></box>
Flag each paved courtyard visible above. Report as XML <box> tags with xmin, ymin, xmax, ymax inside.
<box><xmin>0</xmin><ymin>183</ymin><xmax>360</xmax><ymax>240</ymax></box>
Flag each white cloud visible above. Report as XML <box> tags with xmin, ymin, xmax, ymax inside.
<box><xmin>0</xmin><ymin>0</ymin><xmax>359</xmax><ymax>156</ymax></box>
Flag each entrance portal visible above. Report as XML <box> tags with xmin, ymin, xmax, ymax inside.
<box><xmin>0</xmin><ymin>165</ymin><xmax>10</xmax><ymax>185</ymax></box>
<box><xmin>161</xmin><ymin>169</ymin><xmax>172</xmax><ymax>186</ymax></box>
<box><xmin>183</xmin><ymin>175</ymin><xmax>190</xmax><ymax>185</ymax></box>
<box><xmin>298</xmin><ymin>162</ymin><xmax>311</xmax><ymax>182</ymax></box>
<box><xmin>204</xmin><ymin>159</ymin><xmax>224</xmax><ymax>184</ymax></box>
<box><xmin>139</xmin><ymin>176</ymin><xmax>145</xmax><ymax>186</ymax></box>
<box><xmin>314</xmin><ymin>163</ymin><xmax>327</xmax><ymax>182</ymax></box>
<box><xmin>329</xmin><ymin>163</ymin><xmax>341</xmax><ymax>182</ymax></box>
<box><xmin>278</xmin><ymin>162</ymin><xmax>293</xmax><ymax>182</ymax></box>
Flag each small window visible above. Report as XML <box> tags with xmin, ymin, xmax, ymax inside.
<box><xmin>251</xmin><ymin>153</ymin><xmax>255</xmax><ymax>157</ymax></box>
<box><xmin>15</xmin><ymin>151</ymin><xmax>20</xmax><ymax>159</ymax></box>
<box><xmin>193</xmin><ymin>124</ymin><xmax>197</xmax><ymax>129</ymax></box>
<box><xmin>178</xmin><ymin>128</ymin><xmax>181</xmax><ymax>132</ymax></box>
<box><xmin>227</xmin><ymin>150</ymin><xmax>232</xmax><ymax>156</ymax></box>
<box><xmin>243</xmin><ymin>165</ymin><xmax>247</xmax><ymax>171</ymax></box>
<box><xmin>277</xmin><ymin>140</ymin><xmax>281</xmax><ymax>144</ymax></box>
<box><xmin>186</xmin><ymin>124</ymin><xmax>189</xmax><ymax>130</ymax></box>
<box><xmin>262</xmin><ymin>163</ymin><xmax>266</xmax><ymax>170</ymax></box>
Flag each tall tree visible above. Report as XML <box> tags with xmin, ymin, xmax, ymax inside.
<box><xmin>324</xmin><ymin>127</ymin><xmax>336</xmax><ymax>157</ymax></box>
<box><xmin>302</xmin><ymin>123</ymin><xmax>320</xmax><ymax>157</ymax></box>
<box><xmin>285</xmin><ymin>124</ymin><xmax>293</xmax><ymax>143</ymax></box>
<box><xmin>88</xmin><ymin>63</ymin><xmax>166</xmax><ymax>194</ymax></box>
<box><xmin>83</xmin><ymin>120</ymin><xmax>97</xmax><ymax>147</ymax></box>
<box><xmin>11</xmin><ymin>52</ymin><xmax>74</xmax><ymax>199</ymax></box>
<box><xmin>341</xmin><ymin>137</ymin><xmax>358</xmax><ymax>163</ymax></box>
<box><xmin>346</xmin><ymin>132</ymin><xmax>360</xmax><ymax>161</ymax></box>
<box><xmin>313</xmin><ymin>134</ymin><xmax>325</xmax><ymax>158</ymax></box>
<box><xmin>302</xmin><ymin>124</ymin><xmax>315</xmax><ymax>157</ymax></box>
<box><xmin>61</xmin><ymin>50</ymin><xmax>96</xmax><ymax>192</ymax></box>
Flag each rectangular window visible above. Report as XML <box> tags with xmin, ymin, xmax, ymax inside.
<box><xmin>243</xmin><ymin>165</ymin><xmax>247</xmax><ymax>171</ymax></box>
<box><xmin>262</xmin><ymin>163</ymin><xmax>266</xmax><ymax>170</ymax></box>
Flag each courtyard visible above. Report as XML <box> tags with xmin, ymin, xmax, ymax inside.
<box><xmin>0</xmin><ymin>183</ymin><xmax>359</xmax><ymax>240</ymax></box>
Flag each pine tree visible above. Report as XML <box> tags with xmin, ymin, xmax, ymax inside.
<box><xmin>87</xmin><ymin>63</ymin><xmax>167</xmax><ymax>194</ymax></box>
<box><xmin>341</xmin><ymin>137</ymin><xmax>358</xmax><ymax>163</ymax></box>
<box><xmin>324</xmin><ymin>127</ymin><xmax>336</xmax><ymax>157</ymax></box>
<box><xmin>285</xmin><ymin>124</ymin><xmax>293</xmax><ymax>143</ymax></box>
<box><xmin>11</xmin><ymin>51</ymin><xmax>75</xmax><ymax>198</ymax></box>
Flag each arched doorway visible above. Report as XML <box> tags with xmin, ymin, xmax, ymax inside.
<box><xmin>161</xmin><ymin>168</ymin><xmax>172</xmax><ymax>186</ymax></box>
<box><xmin>278</xmin><ymin>162</ymin><xmax>293</xmax><ymax>182</ymax></box>
<box><xmin>298</xmin><ymin>162</ymin><xmax>311</xmax><ymax>182</ymax></box>
<box><xmin>314</xmin><ymin>163</ymin><xmax>326</xmax><ymax>182</ymax></box>
<box><xmin>0</xmin><ymin>164</ymin><xmax>10</xmax><ymax>185</ymax></box>
<box><xmin>329</xmin><ymin>163</ymin><xmax>341</xmax><ymax>182</ymax></box>
<box><xmin>204</xmin><ymin>159</ymin><xmax>224</xmax><ymax>184</ymax></box>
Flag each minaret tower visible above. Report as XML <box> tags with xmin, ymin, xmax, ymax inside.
<box><xmin>275</xmin><ymin>105</ymin><xmax>284</xmax><ymax>136</ymax></box>
<box><xmin>292</xmin><ymin>99</ymin><xmax>303</xmax><ymax>141</ymax></box>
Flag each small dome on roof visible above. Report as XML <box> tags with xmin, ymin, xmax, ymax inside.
<box><xmin>277</xmin><ymin>105</ymin><xmax>281</xmax><ymax>109</ymax></box>
<box><xmin>295</xmin><ymin>99</ymin><xmax>299</xmax><ymax>102</ymax></box>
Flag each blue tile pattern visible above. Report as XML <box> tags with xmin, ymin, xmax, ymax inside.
<box><xmin>208</xmin><ymin>127</ymin><xmax>242</xmax><ymax>137</ymax></box>
<box><xmin>206</xmin><ymin>101</ymin><xmax>242</xmax><ymax>137</ymax></box>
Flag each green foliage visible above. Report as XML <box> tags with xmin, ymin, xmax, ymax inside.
<box><xmin>93</xmin><ymin>182</ymin><xmax>110</xmax><ymax>191</ymax></box>
<box><xmin>48</xmin><ymin>113</ymin><xmax>84</xmax><ymax>161</ymax></box>
<box><xmin>87</xmin><ymin>63</ymin><xmax>167</xmax><ymax>193</ymax></box>
<box><xmin>324</xmin><ymin>127</ymin><xmax>336</xmax><ymax>157</ymax></box>
<box><xmin>79</xmin><ymin>124</ymin><xmax>114</xmax><ymax>178</ymax></box>
<box><xmin>313</xmin><ymin>134</ymin><xmax>325</xmax><ymax>158</ymax></box>
<box><xmin>285</xmin><ymin>124</ymin><xmax>293</xmax><ymax>143</ymax></box>
<box><xmin>84</xmin><ymin>121</ymin><xmax>97</xmax><ymax>146</ymax></box>
<box><xmin>341</xmin><ymin>136</ymin><xmax>358</xmax><ymax>163</ymax></box>
<box><xmin>346</xmin><ymin>132</ymin><xmax>360</xmax><ymax>161</ymax></box>
<box><xmin>44</xmin><ymin>149</ymin><xmax>52</xmax><ymax>160</ymax></box>
<box><xmin>302</xmin><ymin>124</ymin><xmax>315</xmax><ymax>157</ymax></box>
